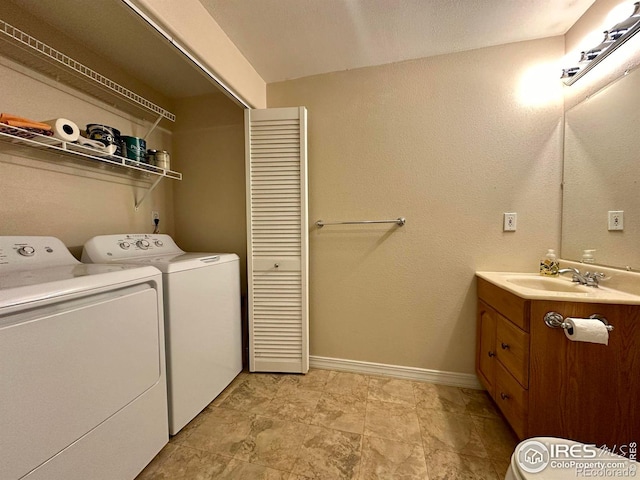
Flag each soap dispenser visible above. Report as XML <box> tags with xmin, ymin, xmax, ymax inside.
<box><xmin>540</xmin><ymin>249</ymin><xmax>559</xmax><ymax>276</ymax></box>
<box><xmin>582</xmin><ymin>249</ymin><xmax>596</xmax><ymax>264</ymax></box>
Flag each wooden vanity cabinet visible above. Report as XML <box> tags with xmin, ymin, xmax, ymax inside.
<box><xmin>476</xmin><ymin>280</ymin><xmax>530</xmax><ymax>439</ymax></box>
<box><xmin>476</xmin><ymin>276</ymin><xmax>640</xmax><ymax>447</ymax></box>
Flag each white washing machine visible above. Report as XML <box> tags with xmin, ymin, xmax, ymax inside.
<box><xmin>82</xmin><ymin>234</ymin><xmax>243</xmax><ymax>435</ymax></box>
<box><xmin>0</xmin><ymin>236</ymin><xmax>168</xmax><ymax>480</ymax></box>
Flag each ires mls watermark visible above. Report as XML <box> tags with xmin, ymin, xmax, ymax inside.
<box><xmin>516</xmin><ymin>440</ymin><xmax>637</xmax><ymax>477</ymax></box>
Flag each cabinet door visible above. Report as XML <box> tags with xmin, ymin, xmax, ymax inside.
<box><xmin>529</xmin><ymin>300</ymin><xmax>640</xmax><ymax>447</ymax></box>
<box><xmin>477</xmin><ymin>300</ymin><xmax>497</xmax><ymax>396</ymax></box>
<box><xmin>245</xmin><ymin>107</ymin><xmax>309</xmax><ymax>373</ymax></box>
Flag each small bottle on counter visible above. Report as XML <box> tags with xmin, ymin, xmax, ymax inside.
<box><xmin>581</xmin><ymin>249</ymin><xmax>596</xmax><ymax>264</ymax></box>
<box><xmin>540</xmin><ymin>249</ymin><xmax>559</xmax><ymax>276</ymax></box>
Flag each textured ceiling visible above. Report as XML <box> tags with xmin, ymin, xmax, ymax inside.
<box><xmin>200</xmin><ymin>0</ymin><xmax>597</xmax><ymax>83</ymax></box>
<box><xmin>3</xmin><ymin>0</ymin><xmax>599</xmax><ymax>96</ymax></box>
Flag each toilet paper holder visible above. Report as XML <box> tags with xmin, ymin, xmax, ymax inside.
<box><xmin>544</xmin><ymin>311</ymin><xmax>614</xmax><ymax>332</ymax></box>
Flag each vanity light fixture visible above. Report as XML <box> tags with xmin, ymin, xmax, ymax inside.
<box><xmin>562</xmin><ymin>2</ymin><xmax>640</xmax><ymax>85</ymax></box>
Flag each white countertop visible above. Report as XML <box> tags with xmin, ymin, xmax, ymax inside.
<box><xmin>477</xmin><ymin>261</ymin><xmax>640</xmax><ymax>305</ymax></box>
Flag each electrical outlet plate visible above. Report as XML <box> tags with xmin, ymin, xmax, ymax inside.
<box><xmin>608</xmin><ymin>210</ymin><xmax>623</xmax><ymax>231</ymax></box>
<box><xmin>503</xmin><ymin>212</ymin><xmax>517</xmax><ymax>231</ymax></box>
<box><xmin>151</xmin><ymin>211</ymin><xmax>160</xmax><ymax>225</ymax></box>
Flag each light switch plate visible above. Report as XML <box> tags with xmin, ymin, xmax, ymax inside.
<box><xmin>503</xmin><ymin>212</ymin><xmax>517</xmax><ymax>231</ymax></box>
<box><xmin>608</xmin><ymin>210</ymin><xmax>623</xmax><ymax>230</ymax></box>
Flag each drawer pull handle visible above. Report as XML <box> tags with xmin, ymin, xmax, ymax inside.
<box><xmin>500</xmin><ymin>392</ymin><xmax>510</xmax><ymax>400</ymax></box>
<box><xmin>274</xmin><ymin>263</ymin><xmax>280</xmax><ymax>268</ymax></box>
<box><xmin>501</xmin><ymin>342</ymin><xmax>510</xmax><ymax>350</ymax></box>
<box><xmin>488</xmin><ymin>351</ymin><xmax>496</xmax><ymax>358</ymax></box>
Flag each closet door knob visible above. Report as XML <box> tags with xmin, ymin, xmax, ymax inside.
<box><xmin>488</xmin><ymin>351</ymin><xmax>496</xmax><ymax>358</ymax></box>
<box><xmin>501</xmin><ymin>342</ymin><xmax>510</xmax><ymax>350</ymax></box>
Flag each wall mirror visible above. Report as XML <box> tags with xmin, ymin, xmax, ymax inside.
<box><xmin>562</xmin><ymin>66</ymin><xmax>640</xmax><ymax>270</ymax></box>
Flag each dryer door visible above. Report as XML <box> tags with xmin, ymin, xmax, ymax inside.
<box><xmin>0</xmin><ymin>285</ymin><xmax>162</xmax><ymax>480</ymax></box>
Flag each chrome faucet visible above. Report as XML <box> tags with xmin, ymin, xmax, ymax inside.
<box><xmin>558</xmin><ymin>267</ymin><xmax>579</xmax><ymax>276</ymax></box>
<box><xmin>558</xmin><ymin>267</ymin><xmax>605</xmax><ymax>287</ymax></box>
<box><xmin>558</xmin><ymin>268</ymin><xmax>589</xmax><ymax>285</ymax></box>
<box><xmin>584</xmin><ymin>271</ymin><xmax>605</xmax><ymax>287</ymax></box>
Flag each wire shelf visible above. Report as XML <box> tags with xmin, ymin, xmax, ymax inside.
<box><xmin>0</xmin><ymin>19</ymin><xmax>175</xmax><ymax>123</ymax></box>
<box><xmin>0</xmin><ymin>125</ymin><xmax>182</xmax><ymax>181</ymax></box>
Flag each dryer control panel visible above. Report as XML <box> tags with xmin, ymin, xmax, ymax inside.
<box><xmin>0</xmin><ymin>236</ymin><xmax>79</xmax><ymax>270</ymax></box>
<box><xmin>82</xmin><ymin>234</ymin><xmax>183</xmax><ymax>262</ymax></box>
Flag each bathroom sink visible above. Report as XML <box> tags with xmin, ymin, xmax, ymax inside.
<box><xmin>505</xmin><ymin>276</ymin><xmax>589</xmax><ymax>293</ymax></box>
<box><xmin>476</xmin><ymin>271</ymin><xmax>640</xmax><ymax>304</ymax></box>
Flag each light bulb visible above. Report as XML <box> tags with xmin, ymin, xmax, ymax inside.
<box><xmin>604</xmin><ymin>2</ymin><xmax>637</xmax><ymax>28</ymax></box>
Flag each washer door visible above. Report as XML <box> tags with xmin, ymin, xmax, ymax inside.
<box><xmin>0</xmin><ymin>285</ymin><xmax>161</xmax><ymax>480</ymax></box>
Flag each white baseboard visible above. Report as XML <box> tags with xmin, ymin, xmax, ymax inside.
<box><xmin>309</xmin><ymin>355</ymin><xmax>483</xmax><ymax>390</ymax></box>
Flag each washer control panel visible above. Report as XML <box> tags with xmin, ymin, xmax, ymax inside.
<box><xmin>0</xmin><ymin>236</ymin><xmax>78</xmax><ymax>270</ymax></box>
<box><xmin>82</xmin><ymin>233</ymin><xmax>183</xmax><ymax>262</ymax></box>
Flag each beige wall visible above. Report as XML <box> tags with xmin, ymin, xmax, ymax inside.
<box><xmin>132</xmin><ymin>0</ymin><xmax>266</xmax><ymax>109</ymax></box>
<box><xmin>268</xmin><ymin>37</ymin><xmax>565</xmax><ymax>374</ymax></box>
<box><xmin>171</xmin><ymin>93</ymin><xmax>247</xmax><ymax>294</ymax></box>
<box><xmin>0</xmin><ymin>2</ymin><xmax>176</xmax><ymax>256</ymax></box>
<box><xmin>0</xmin><ymin>3</ymin><xmax>590</xmax><ymax>377</ymax></box>
<box><xmin>0</xmin><ymin>59</ymin><xmax>174</xmax><ymax>257</ymax></box>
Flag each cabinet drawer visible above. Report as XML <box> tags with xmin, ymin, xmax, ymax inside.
<box><xmin>477</xmin><ymin>278</ymin><xmax>529</xmax><ymax>331</ymax></box>
<box><xmin>495</xmin><ymin>362</ymin><xmax>528</xmax><ymax>439</ymax></box>
<box><xmin>496</xmin><ymin>315</ymin><xmax>529</xmax><ymax>388</ymax></box>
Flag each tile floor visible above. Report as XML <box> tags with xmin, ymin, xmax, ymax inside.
<box><xmin>136</xmin><ymin>369</ymin><xmax>518</xmax><ymax>479</ymax></box>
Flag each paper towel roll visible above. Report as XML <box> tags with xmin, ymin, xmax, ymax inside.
<box><xmin>564</xmin><ymin>318</ymin><xmax>609</xmax><ymax>345</ymax></box>
<box><xmin>42</xmin><ymin>118</ymin><xmax>80</xmax><ymax>142</ymax></box>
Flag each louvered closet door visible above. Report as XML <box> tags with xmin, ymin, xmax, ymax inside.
<box><xmin>245</xmin><ymin>107</ymin><xmax>308</xmax><ymax>373</ymax></box>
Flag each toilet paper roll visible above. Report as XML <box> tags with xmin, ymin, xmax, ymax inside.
<box><xmin>564</xmin><ymin>318</ymin><xmax>609</xmax><ymax>345</ymax></box>
<box><xmin>42</xmin><ymin>118</ymin><xmax>80</xmax><ymax>142</ymax></box>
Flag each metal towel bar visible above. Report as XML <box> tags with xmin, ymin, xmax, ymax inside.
<box><xmin>315</xmin><ymin>217</ymin><xmax>406</xmax><ymax>228</ymax></box>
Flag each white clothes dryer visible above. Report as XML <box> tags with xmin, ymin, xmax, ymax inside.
<box><xmin>82</xmin><ymin>234</ymin><xmax>243</xmax><ymax>435</ymax></box>
<box><xmin>0</xmin><ymin>236</ymin><xmax>168</xmax><ymax>480</ymax></box>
